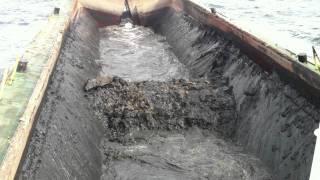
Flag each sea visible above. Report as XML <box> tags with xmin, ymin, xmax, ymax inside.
<box><xmin>0</xmin><ymin>0</ymin><xmax>64</xmax><ymax>70</ymax></box>
<box><xmin>0</xmin><ymin>0</ymin><xmax>319</xmax><ymax>70</ymax></box>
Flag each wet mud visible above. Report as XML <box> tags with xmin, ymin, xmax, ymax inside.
<box><xmin>18</xmin><ymin>8</ymin><xmax>320</xmax><ymax>180</ymax></box>
<box><xmin>19</xmin><ymin>12</ymin><xmax>103</xmax><ymax>180</ymax></box>
<box><xmin>89</xmin><ymin>78</ymin><xmax>236</xmax><ymax>138</ymax></box>
<box><xmin>87</xmin><ymin>77</ymin><xmax>271</xmax><ymax>179</ymax></box>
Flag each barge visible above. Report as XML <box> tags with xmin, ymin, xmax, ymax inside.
<box><xmin>0</xmin><ymin>0</ymin><xmax>319</xmax><ymax>179</ymax></box>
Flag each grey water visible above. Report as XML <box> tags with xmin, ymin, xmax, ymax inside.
<box><xmin>199</xmin><ymin>0</ymin><xmax>320</xmax><ymax>56</ymax></box>
<box><xmin>99</xmin><ymin>25</ymin><xmax>189</xmax><ymax>81</ymax></box>
<box><xmin>0</xmin><ymin>0</ymin><xmax>319</xmax><ymax>71</ymax></box>
<box><xmin>0</xmin><ymin>0</ymin><xmax>62</xmax><ymax>71</ymax></box>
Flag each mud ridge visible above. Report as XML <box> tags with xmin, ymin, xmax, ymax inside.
<box><xmin>88</xmin><ymin>78</ymin><xmax>237</xmax><ymax>140</ymax></box>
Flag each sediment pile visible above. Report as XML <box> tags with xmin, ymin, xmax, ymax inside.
<box><xmin>88</xmin><ymin>77</ymin><xmax>237</xmax><ymax>138</ymax></box>
<box><xmin>85</xmin><ymin>76</ymin><xmax>271</xmax><ymax>179</ymax></box>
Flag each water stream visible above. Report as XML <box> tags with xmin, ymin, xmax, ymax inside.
<box><xmin>99</xmin><ymin>24</ymin><xmax>189</xmax><ymax>81</ymax></box>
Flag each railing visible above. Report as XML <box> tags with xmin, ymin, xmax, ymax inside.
<box><xmin>0</xmin><ymin>56</ymin><xmax>20</xmax><ymax>100</ymax></box>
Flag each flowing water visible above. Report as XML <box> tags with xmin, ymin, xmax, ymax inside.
<box><xmin>99</xmin><ymin>24</ymin><xmax>189</xmax><ymax>81</ymax></box>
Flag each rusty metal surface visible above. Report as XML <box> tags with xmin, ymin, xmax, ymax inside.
<box><xmin>127</xmin><ymin>0</ymin><xmax>172</xmax><ymax>14</ymax></box>
<box><xmin>88</xmin><ymin>9</ymin><xmax>121</xmax><ymax>27</ymax></box>
<box><xmin>78</xmin><ymin>0</ymin><xmax>124</xmax><ymax>16</ymax></box>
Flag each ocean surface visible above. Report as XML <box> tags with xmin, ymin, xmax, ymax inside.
<box><xmin>198</xmin><ymin>0</ymin><xmax>320</xmax><ymax>56</ymax></box>
<box><xmin>0</xmin><ymin>0</ymin><xmax>63</xmax><ymax>70</ymax></box>
<box><xmin>0</xmin><ymin>0</ymin><xmax>319</xmax><ymax>69</ymax></box>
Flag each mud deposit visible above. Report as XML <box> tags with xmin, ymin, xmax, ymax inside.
<box><xmin>86</xmin><ymin>77</ymin><xmax>271</xmax><ymax>179</ymax></box>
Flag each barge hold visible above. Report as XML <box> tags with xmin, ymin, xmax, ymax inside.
<box><xmin>0</xmin><ymin>0</ymin><xmax>319</xmax><ymax>180</ymax></box>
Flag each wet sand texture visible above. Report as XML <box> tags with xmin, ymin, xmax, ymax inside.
<box><xmin>18</xmin><ymin>8</ymin><xmax>320</xmax><ymax>180</ymax></box>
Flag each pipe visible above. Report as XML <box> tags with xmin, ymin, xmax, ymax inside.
<box><xmin>309</xmin><ymin>125</ymin><xmax>320</xmax><ymax>180</ymax></box>
<box><xmin>121</xmin><ymin>0</ymin><xmax>132</xmax><ymax>19</ymax></box>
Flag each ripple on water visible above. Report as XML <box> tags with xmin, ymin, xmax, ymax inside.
<box><xmin>312</xmin><ymin>37</ymin><xmax>320</xmax><ymax>45</ymax></box>
<box><xmin>0</xmin><ymin>0</ymin><xmax>58</xmax><ymax>69</ymax></box>
<box><xmin>98</xmin><ymin>25</ymin><xmax>189</xmax><ymax>82</ymax></box>
<box><xmin>199</xmin><ymin>0</ymin><xmax>320</xmax><ymax>54</ymax></box>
